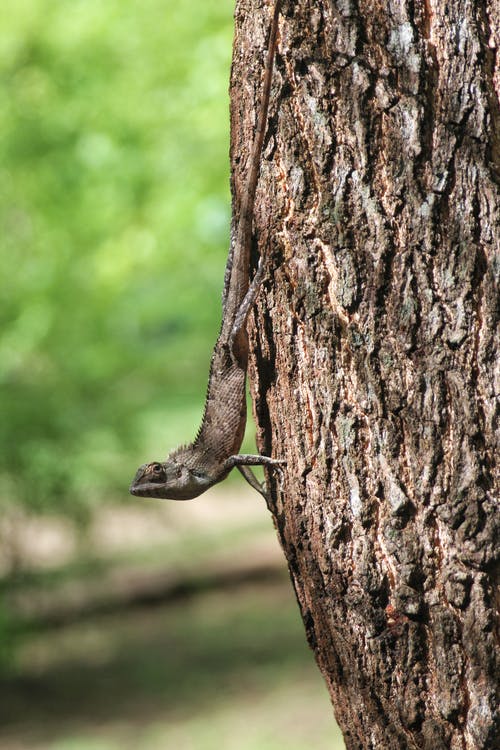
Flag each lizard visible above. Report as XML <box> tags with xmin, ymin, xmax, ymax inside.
<box><xmin>129</xmin><ymin>0</ymin><xmax>282</xmax><ymax>503</ymax></box>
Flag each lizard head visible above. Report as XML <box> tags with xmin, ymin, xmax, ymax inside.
<box><xmin>129</xmin><ymin>458</ymin><xmax>212</xmax><ymax>500</ymax></box>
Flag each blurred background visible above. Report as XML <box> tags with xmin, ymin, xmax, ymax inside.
<box><xmin>0</xmin><ymin>0</ymin><xmax>344</xmax><ymax>747</ymax></box>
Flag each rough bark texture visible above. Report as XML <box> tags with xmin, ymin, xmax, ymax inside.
<box><xmin>230</xmin><ymin>1</ymin><xmax>499</xmax><ymax>749</ymax></box>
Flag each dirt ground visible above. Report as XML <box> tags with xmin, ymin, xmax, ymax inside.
<box><xmin>1</xmin><ymin>488</ymin><xmax>345</xmax><ymax>750</ymax></box>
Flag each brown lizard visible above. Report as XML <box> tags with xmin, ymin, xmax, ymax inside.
<box><xmin>129</xmin><ymin>1</ymin><xmax>282</xmax><ymax>502</ymax></box>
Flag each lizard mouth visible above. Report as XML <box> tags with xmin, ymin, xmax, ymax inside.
<box><xmin>129</xmin><ymin>481</ymin><xmax>166</xmax><ymax>498</ymax></box>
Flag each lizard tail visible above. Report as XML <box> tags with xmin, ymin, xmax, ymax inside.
<box><xmin>221</xmin><ymin>0</ymin><xmax>281</xmax><ymax>333</ymax></box>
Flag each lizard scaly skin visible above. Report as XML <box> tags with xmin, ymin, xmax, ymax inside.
<box><xmin>130</xmin><ymin>1</ymin><xmax>282</xmax><ymax>501</ymax></box>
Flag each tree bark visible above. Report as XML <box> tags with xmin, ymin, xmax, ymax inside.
<box><xmin>231</xmin><ymin>1</ymin><xmax>499</xmax><ymax>749</ymax></box>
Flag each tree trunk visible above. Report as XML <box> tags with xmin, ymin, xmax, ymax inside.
<box><xmin>231</xmin><ymin>1</ymin><xmax>499</xmax><ymax>748</ymax></box>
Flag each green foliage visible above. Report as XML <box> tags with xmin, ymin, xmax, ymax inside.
<box><xmin>0</xmin><ymin>0</ymin><xmax>234</xmax><ymax>517</ymax></box>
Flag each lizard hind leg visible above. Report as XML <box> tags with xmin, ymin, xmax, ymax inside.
<box><xmin>229</xmin><ymin>257</ymin><xmax>266</xmax><ymax>360</ymax></box>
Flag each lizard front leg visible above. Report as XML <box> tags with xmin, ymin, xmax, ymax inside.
<box><xmin>236</xmin><ymin>465</ymin><xmax>268</xmax><ymax>499</ymax></box>
<box><xmin>225</xmin><ymin>454</ymin><xmax>285</xmax><ymax>503</ymax></box>
<box><xmin>225</xmin><ymin>453</ymin><xmax>285</xmax><ymax>469</ymax></box>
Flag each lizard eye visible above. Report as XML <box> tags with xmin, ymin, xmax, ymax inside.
<box><xmin>150</xmin><ymin>463</ymin><xmax>163</xmax><ymax>475</ymax></box>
